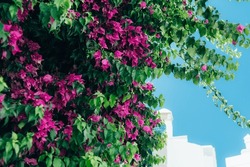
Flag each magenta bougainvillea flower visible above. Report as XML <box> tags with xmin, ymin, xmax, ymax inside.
<box><xmin>94</xmin><ymin>50</ymin><xmax>102</xmax><ymax>61</ymax></box>
<box><xmin>63</xmin><ymin>125</ymin><xmax>73</xmax><ymax>141</ymax></box>
<box><xmin>138</xmin><ymin>119</ymin><xmax>145</xmax><ymax>127</ymax></box>
<box><xmin>142</xmin><ymin>82</ymin><xmax>154</xmax><ymax>91</ymax></box>
<box><xmin>143</xmin><ymin>126</ymin><xmax>153</xmax><ymax>135</ymax></box>
<box><xmin>101</xmin><ymin>59</ymin><xmax>110</xmax><ymax>71</ymax></box>
<box><xmin>237</xmin><ymin>24</ymin><xmax>245</xmax><ymax>33</ymax></box>
<box><xmin>0</xmin><ymin>94</ymin><xmax>5</xmax><ymax>104</ymax></box>
<box><xmin>8</xmin><ymin>29</ymin><xmax>23</xmax><ymax>55</ymax></box>
<box><xmin>1</xmin><ymin>51</ymin><xmax>7</xmax><ymax>59</ymax></box>
<box><xmin>24</xmin><ymin>158</ymin><xmax>38</xmax><ymax>166</ymax></box>
<box><xmin>130</xmin><ymin>129</ymin><xmax>139</xmax><ymax>140</ymax></box>
<box><xmin>92</xmin><ymin>3</ymin><xmax>100</xmax><ymax>11</ymax></box>
<box><xmin>113</xmin><ymin>101</ymin><xmax>130</xmax><ymax>118</ymax></box>
<box><xmin>183</xmin><ymin>0</ymin><xmax>187</xmax><ymax>6</ymax></box>
<box><xmin>98</xmin><ymin>37</ymin><xmax>108</xmax><ymax>49</ymax></box>
<box><xmin>34</xmin><ymin>91</ymin><xmax>52</xmax><ymax>102</ymax></box>
<box><xmin>31</xmin><ymin>53</ymin><xmax>43</xmax><ymax>64</ymax></box>
<box><xmin>204</xmin><ymin>19</ymin><xmax>209</xmax><ymax>24</ymax></box>
<box><xmin>149</xmin><ymin>5</ymin><xmax>154</xmax><ymax>15</ymax></box>
<box><xmin>140</xmin><ymin>1</ymin><xmax>147</xmax><ymax>9</ymax></box>
<box><xmin>3</xmin><ymin>24</ymin><xmax>12</xmax><ymax>32</ymax></box>
<box><xmin>89</xmin><ymin>114</ymin><xmax>101</xmax><ymax>122</ymax></box>
<box><xmin>125</xmin><ymin>119</ymin><xmax>135</xmax><ymax>129</ymax></box>
<box><xmin>107</xmin><ymin>9</ymin><xmax>118</xmax><ymax>20</ymax></box>
<box><xmin>43</xmin><ymin>74</ymin><xmax>53</xmax><ymax>83</ymax></box>
<box><xmin>188</xmin><ymin>10</ymin><xmax>193</xmax><ymax>17</ymax></box>
<box><xmin>201</xmin><ymin>64</ymin><xmax>207</xmax><ymax>71</ymax></box>
<box><xmin>114</xmin><ymin>155</ymin><xmax>121</xmax><ymax>164</ymax></box>
<box><xmin>50</xmin><ymin>16</ymin><xmax>55</xmax><ymax>24</ymax></box>
<box><xmin>134</xmin><ymin>154</ymin><xmax>141</xmax><ymax>161</ymax></box>
<box><xmin>232</xmin><ymin>40</ymin><xmax>237</xmax><ymax>45</ymax></box>
<box><xmin>27</xmin><ymin>39</ymin><xmax>41</xmax><ymax>52</ymax></box>
<box><xmin>114</xmin><ymin>50</ymin><xmax>123</xmax><ymax>59</ymax></box>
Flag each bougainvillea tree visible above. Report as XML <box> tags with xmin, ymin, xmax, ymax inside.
<box><xmin>0</xmin><ymin>0</ymin><xmax>250</xmax><ymax>166</ymax></box>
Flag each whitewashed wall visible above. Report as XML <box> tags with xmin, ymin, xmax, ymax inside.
<box><xmin>154</xmin><ymin>108</ymin><xmax>217</xmax><ymax>167</ymax></box>
<box><xmin>226</xmin><ymin>134</ymin><xmax>250</xmax><ymax>167</ymax></box>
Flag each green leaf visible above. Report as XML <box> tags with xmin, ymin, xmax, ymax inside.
<box><xmin>5</xmin><ymin>141</ymin><xmax>12</xmax><ymax>153</ymax></box>
<box><xmin>46</xmin><ymin>156</ymin><xmax>53</xmax><ymax>167</ymax></box>
<box><xmin>3</xmin><ymin>150</ymin><xmax>13</xmax><ymax>163</ymax></box>
<box><xmin>110</xmin><ymin>0</ymin><xmax>122</xmax><ymax>7</ymax></box>
<box><xmin>54</xmin><ymin>0</ymin><xmax>72</xmax><ymax>10</ymax></box>
<box><xmin>79</xmin><ymin>160</ymin><xmax>86</xmax><ymax>167</ymax></box>
<box><xmin>4</xmin><ymin>142</ymin><xmax>13</xmax><ymax>162</ymax></box>
<box><xmin>104</xmin><ymin>129</ymin><xmax>108</xmax><ymax>139</ymax></box>
<box><xmin>64</xmin><ymin>157</ymin><xmax>70</xmax><ymax>166</ymax></box>
<box><xmin>159</xmin><ymin>94</ymin><xmax>165</xmax><ymax>107</ymax></box>
<box><xmin>38</xmin><ymin>154</ymin><xmax>47</xmax><ymax>162</ymax></box>
<box><xmin>11</xmin><ymin>132</ymin><xmax>18</xmax><ymax>140</ymax></box>
<box><xmin>103</xmin><ymin>99</ymin><xmax>109</xmax><ymax>108</ymax></box>
<box><xmin>109</xmin><ymin>94</ymin><xmax>116</xmax><ymax>108</ymax></box>
<box><xmin>13</xmin><ymin>0</ymin><xmax>22</xmax><ymax>8</ymax></box>
<box><xmin>35</xmin><ymin>106</ymin><xmax>44</xmax><ymax>118</ymax></box>
<box><xmin>31</xmin><ymin>0</ymin><xmax>38</xmax><ymax>8</ymax></box>
<box><xmin>26</xmin><ymin>133</ymin><xmax>33</xmax><ymax>150</ymax></box>
<box><xmin>50</xmin><ymin>129</ymin><xmax>57</xmax><ymax>140</ymax></box>
<box><xmin>64</xmin><ymin>18</ymin><xmax>73</xmax><ymax>27</ymax></box>
<box><xmin>198</xmin><ymin>25</ymin><xmax>207</xmax><ymax>37</ymax></box>
<box><xmin>244</xmin><ymin>28</ymin><xmax>250</xmax><ymax>35</ymax></box>
<box><xmin>9</xmin><ymin>5</ymin><xmax>18</xmax><ymax>20</ymax></box>
<box><xmin>0</xmin><ymin>22</ymin><xmax>4</xmax><ymax>31</ymax></box>
<box><xmin>187</xmin><ymin>47</ymin><xmax>196</xmax><ymax>56</ymax></box>
<box><xmin>122</xmin><ymin>94</ymin><xmax>131</xmax><ymax>103</ymax></box>
<box><xmin>18</xmin><ymin>122</ymin><xmax>26</xmax><ymax>129</ymax></box>
<box><xmin>193</xmin><ymin>77</ymin><xmax>200</xmax><ymax>85</ymax></box>
<box><xmin>12</xmin><ymin>143</ymin><xmax>19</xmax><ymax>155</ymax></box>
<box><xmin>53</xmin><ymin>157</ymin><xmax>65</xmax><ymax>167</ymax></box>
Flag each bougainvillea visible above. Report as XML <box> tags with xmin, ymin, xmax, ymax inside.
<box><xmin>0</xmin><ymin>0</ymin><xmax>250</xmax><ymax>166</ymax></box>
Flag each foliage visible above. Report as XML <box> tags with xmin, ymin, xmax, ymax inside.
<box><xmin>0</xmin><ymin>0</ymin><xmax>249</xmax><ymax>166</ymax></box>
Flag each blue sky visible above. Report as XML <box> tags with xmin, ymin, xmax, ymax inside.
<box><xmin>153</xmin><ymin>1</ymin><xmax>250</xmax><ymax>167</ymax></box>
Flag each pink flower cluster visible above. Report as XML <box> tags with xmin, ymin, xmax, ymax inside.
<box><xmin>3</xmin><ymin>24</ymin><xmax>23</xmax><ymax>55</ymax></box>
<box><xmin>125</xmin><ymin>119</ymin><xmax>138</xmax><ymax>140</ymax></box>
<box><xmin>67</xmin><ymin>10</ymin><xmax>81</xmax><ymax>19</ymax></box>
<box><xmin>0</xmin><ymin>0</ymin><xmax>166</xmax><ymax>165</ymax></box>
<box><xmin>1</xmin><ymin>22</ymin><xmax>85</xmax><ymax>152</ymax></box>
<box><xmin>113</xmin><ymin>100</ymin><xmax>131</xmax><ymax>119</ymax></box>
<box><xmin>83</xmin><ymin>0</ymin><xmax>155</xmax><ymax>68</ymax></box>
<box><xmin>33</xmin><ymin>110</ymin><xmax>58</xmax><ymax>150</ymax></box>
<box><xmin>201</xmin><ymin>64</ymin><xmax>207</xmax><ymax>72</ymax></box>
<box><xmin>53</xmin><ymin>74</ymin><xmax>84</xmax><ymax>110</ymax></box>
<box><xmin>142</xmin><ymin>82</ymin><xmax>154</xmax><ymax>91</ymax></box>
<box><xmin>93</xmin><ymin>50</ymin><xmax>111</xmax><ymax>71</ymax></box>
<box><xmin>112</xmin><ymin>94</ymin><xmax>159</xmax><ymax>141</ymax></box>
<box><xmin>140</xmin><ymin>1</ymin><xmax>154</xmax><ymax>14</ymax></box>
<box><xmin>187</xmin><ymin>10</ymin><xmax>193</xmax><ymax>18</ymax></box>
<box><xmin>89</xmin><ymin>114</ymin><xmax>101</xmax><ymax>122</ymax></box>
<box><xmin>17</xmin><ymin>0</ymin><xmax>34</xmax><ymax>22</ymax></box>
<box><xmin>0</xmin><ymin>94</ymin><xmax>5</xmax><ymax>108</ymax></box>
<box><xmin>237</xmin><ymin>24</ymin><xmax>245</xmax><ymax>34</ymax></box>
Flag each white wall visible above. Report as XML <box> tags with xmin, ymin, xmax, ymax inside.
<box><xmin>155</xmin><ymin>108</ymin><xmax>217</xmax><ymax>167</ymax></box>
<box><xmin>226</xmin><ymin>134</ymin><xmax>250</xmax><ymax>167</ymax></box>
<box><xmin>167</xmin><ymin>136</ymin><xmax>217</xmax><ymax>167</ymax></box>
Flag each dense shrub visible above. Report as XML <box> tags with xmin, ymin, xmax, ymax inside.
<box><xmin>0</xmin><ymin>0</ymin><xmax>249</xmax><ymax>166</ymax></box>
